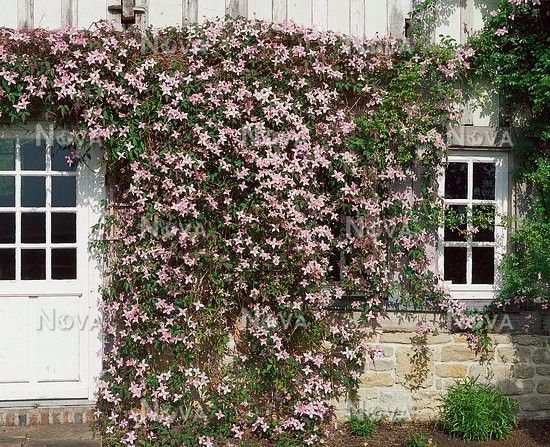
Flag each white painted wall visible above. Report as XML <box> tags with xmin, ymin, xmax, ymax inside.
<box><xmin>1</xmin><ymin>0</ymin><xmax>494</xmax><ymax>39</ymax></box>
<box><xmin>0</xmin><ymin>0</ymin><xmax>404</xmax><ymax>35</ymax></box>
<box><xmin>0</xmin><ymin>1</ymin><xmax>498</xmax><ymax>43</ymax></box>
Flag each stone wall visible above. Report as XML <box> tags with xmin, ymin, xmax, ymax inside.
<box><xmin>337</xmin><ymin>330</ymin><xmax>550</xmax><ymax>422</ymax></box>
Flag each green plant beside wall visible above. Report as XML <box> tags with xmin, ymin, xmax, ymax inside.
<box><xmin>440</xmin><ymin>377</ymin><xmax>517</xmax><ymax>441</ymax></box>
<box><xmin>345</xmin><ymin>413</ymin><xmax>378</xmax><ymax>437</ymax></box>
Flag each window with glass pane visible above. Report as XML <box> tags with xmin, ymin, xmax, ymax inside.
<box><xmin>0</xmin><ymin>139</ymin><xmax>15</xmax><ymax>171</ymax></box>
<box><xmin>441</xmin><ymin>154</ymin><xmax>507</xmax><ymax>295</ymax></box>
<box><xmin>0</xmin><ymin>133</ymin><xmax>78</xmax><ymax>281</ymax></box>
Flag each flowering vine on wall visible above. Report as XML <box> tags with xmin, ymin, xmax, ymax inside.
<box><xmin>0</xmin><ymin>17</ymin><xmax>470</xmax><ymax>446</ymax></box>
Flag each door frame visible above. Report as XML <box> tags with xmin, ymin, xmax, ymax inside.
<box><xmin>0</xmin><ymin>123</ymin><xmax>104</xmax><ymax>402</ymax></box>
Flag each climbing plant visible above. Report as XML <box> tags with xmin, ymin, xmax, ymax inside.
<box><xmin>0</xmin><ymin>17</ymin><xmax>468</xmax><ymax>446</ymax></box>
<box><xmin>468</xmin><ymin>0</ymin><xmax>550</xmax><ymax>308</ymax></box>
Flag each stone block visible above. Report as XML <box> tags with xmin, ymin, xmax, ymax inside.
<box><xmin>395</xmin><ymin>347</ymin><xmax>434</xmax><ymax>388</ymax></box>
<box><xmin>497</xmin><ymin>346</ymin><xmax>531</xmax><ymax>363</ymax></box>
<box><xmin>379</xmin><ymin>332</ymin><xmax>413</xmax><ymax>344</ymax></box>
<box><xmin>51</xmin><ymin>411</ymin><xmax>62</xmax><ymax>424</ymax></box>
<box><xmin>379</xmin><ymin>388</ymin><xmax>412</xmax><ymax>401</ymax></box>
<box><xmin>379</xmin><ymin>332</ymin><xmax>451</xmax><ymax>344</ymax></box>
<box><xmin>492</xmin><ymin>334</ymin><xmax>513</xmax><ymax>344</ymax></box>
<box><xmin>411</xmin><ymin>390</ymin><xmax>442</xmax><ymax>410</ymax></box>
<box><xmin>517</xmin><ymin>396</ymin><xmax>550</xmax><ymax>411</ymax></box>
<box><xmin>536</xmin><ymin>366</ymin><xmax>550</xmax><ymax>376</ymax></box>
<box><xmin>427</xmin><ymin>334</ymin><xmax>453</xmax><ymax>344</ymax></box>
<box><xmin>512</xmin><ymin>335</ymin><xmax>545</xmax><ymax>347</ymax></box>
<box><xmin>357</xmin><ymin>388</ymin><xmax>380</xmax><ymax>402</ymax></box>
<box><xmin>346</xmin><ymin>389</ymin><xmax>381</xmax><ymax>417</ymax></box>
<box><xmin>441</xmin><ymin>345</ymin><xmax>478</xmax><ymax>362</ymax></box>
<box><xmin>499</xmin><ymin>380</ymin><xmax>534</xmax><ymax>395</ymax></box>
<box><xmin>84</xmin><ymin>409</ymin><xmax>95</xmax><ymax>423</ymax></box>
<box><xmin>511</xmin><ymin>364</ymin><xmax>535</xmax><ymax>379</ymax></box>
<box><xmin>378</xmin><ymin>389</ymin><xmax>413</xmax><ymax>421</ymax></box>
<box><xmin>361</xmin><ymin>372</ymin><xmax>395</xmax><ymax>387</ymax></box>
<box><xmin>366</xmin><ymin>357</ymin><xmax>395</xmax><ymax>372</ymax></box>
<box><xmin>452</xmin><ymin>334</ymin><xmax>469</xmax><ymax>343</ymax></box>
<box><xmin>411</xmin><ymin>408</ymin><xmax>438</xmax><ymax>421</ymax></box>
<box><xmin>28</xmin><ymin>413</ymin><xmax>39</xmax><ymax>426</ymax></box>
<box><xmin>435</xmin><ymin>378</ymin><xmax>456</xmax><ymax>391</ymax></box>
<box><xmin>533</xmin><ymin>349</ymin><xmax>550</xmax><ymax>364</ymax></box>
<box><xmin>537</xmin><ymin>379</ymin><xmax>550</xmax><ymax>394</ymax></box>
<box><xmin>435</xmin><ymin>363</ymin><xmax>468</xmax><ymax>378</ymax></box>
<box><xmin>469</xmin><ymin>363</ymin><xmax>511</xmax><ymax>382</ymax></box>
<box><xmin>376</xmin><ymin>312</ymin><xmax>448</xmax><ymax>333</ymax></box>
<box><xmin>364</xmin><ymin>332</ymin><xmax>380</xmax><ymax>343</ymax></box>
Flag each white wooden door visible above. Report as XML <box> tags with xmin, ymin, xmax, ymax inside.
<box><xmin>0</xmin><ymin>125</ymin><xmax>103</xmax><ymax>401</ymax></box>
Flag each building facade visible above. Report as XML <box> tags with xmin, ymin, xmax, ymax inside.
<box><xmin>1</xmin><ymin>0</ymin><xmax>547</xmax><ymax>425</ymax></box>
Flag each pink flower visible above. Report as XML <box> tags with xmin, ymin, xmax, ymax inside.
<box><xmin>230</xmin><ymin>425</ymin><xmax>244</xmax><ymax>439</ymax></box>
<box><xmin>495</xmin><ymin>27</ymin><xmax>509</xmax><ymax>36</ymax></box>
<box><xmin>199</xmin><ymin>436</ymin><xmax>214</xmax><ymax>447</ymax></box>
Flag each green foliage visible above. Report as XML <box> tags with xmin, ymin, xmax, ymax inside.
<box><xmin>469</xmin><ymin>0</ymin><xmax>550</xmax><ymax>306</ymax></box>
<box><xmin>408</xmin><ymin>0</ymin><xmax>440</xmax><ymax>42</ymax></box>
<box><xmin>440</xmin><ymin>378</ymin><xmax>517</xmax><ymax>441</ymax></box>
<box><xmin>500</xmin><ymin>220</ymin><xmax>550</xmax><ymax>301</ymax></box>
<box><xmin>345</xmin><ymin>413</ymin><xmax>378</xmax><ymax>437</ymax></box>
<box><xmin>402</xmin><ymin>433</ymin><xmax>436</xmax><ymax>447</ymax></box>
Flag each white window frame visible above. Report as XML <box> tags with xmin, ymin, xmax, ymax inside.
<box><xmin>438</xmin><ymin>151</ymin><xmax>508</xmax><ymax>300</ymax></box>
<box><xmin>0</xmin><ymin>126</ymin><xmax>84</xmax><ymax>295</ymax></box>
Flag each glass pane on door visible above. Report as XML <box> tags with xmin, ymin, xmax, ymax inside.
<box><xmin>0</xmin><ymin>249</ymin><xmax>15</xmax><ymax>280</ymax></box>
<box><xmin>52</xmin><ymin>248</ymin><xmax>77</xmax><ymax>280</ymax></box>
<box><xmin>21</xmin><ymin>176</ymin><xmax>46</xmax><ymax>207</ymax></box>
<box><xmin>0</xmin><ymin>176</ymin><xmax>15</xmax><ymax>207</ymax></box>
<box><xmin>51</xmin><ymin>213</ymin><xmax>77</xmax><ymax>243</ymax></box>
<box><xmin>52</xmin><ymin>177</ymin><xmax>76</xmax><ymax>207</ymax></box>
<box><xmin>21</xmin><ymin>139</ymin><xmax>46</xmax><ymax>171</ymax></box>
<box><xmin>0</xmin><ymin>213</ymin><xmax>15</xmax><ymax>244</ymax></box>
<box><xmin>0</xmin><ymin>140</ymin><xmax>15</xmax><ymax>171</ymax></box>
<box><xmin>472</xmin><ymin>247</ymin><xmax>495</xmax><ymax>284</ymax></box>
<box><xmin>21</xmin><ymin>213</ymin><xmax>46</xmax><ymax>243</ymax></box>
<box><xmin>21</xmin><ymin>249</ymin><xmax>46</xmax><ymax>280</ymax></box>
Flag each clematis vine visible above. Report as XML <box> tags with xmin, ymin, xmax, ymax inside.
<box><xmin>0</xmin><ymin>17</ymin><xmax>471</xmax><ymax>446</ymax></box>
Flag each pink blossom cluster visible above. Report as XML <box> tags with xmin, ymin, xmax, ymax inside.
<box><xmin>0</xmin><ymin>17</ymin><xmax>467</xmax><ymax>446</ymax></box>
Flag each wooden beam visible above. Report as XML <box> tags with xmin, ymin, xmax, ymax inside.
<box><xmin>350</xmin><ymin>0</ymin><xmax>364</xmax><ymax>39</ymax></box>
<box><xmin>312</xmin><ymin>0</ymin><xmax>327</xmax><ymax>30</ymax></box>
<box><xmin>61</xmin><ymin>0</ymin><xmax>78</xmax><ymax>27</ymax></box>
<box><xmin>273</xmin><ymin>0</ymin><xmax>287</xmax><ymax>22</ymax></box>
<box><xmin>227</xmin><ymin>0</ymin><xmax>248</xmax><ymax>18</ymax></box>
<box><xmin>183</xmin><ymin>0</ymin><xmax>198</xmax><ymax>24</ymax></box>
<box><xmin>17</xmin><ymin>0</ymin><xmax>34</xmax><ymax>29</ymax></box>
